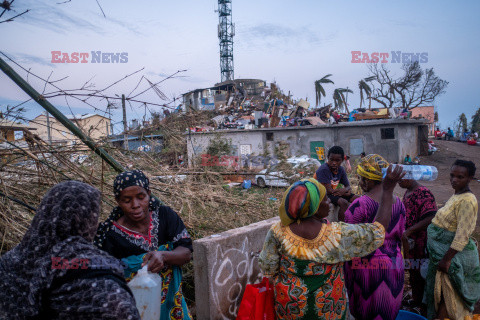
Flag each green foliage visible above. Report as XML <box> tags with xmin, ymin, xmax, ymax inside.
<box><xmin>358</xmin><ymin>77</ymin><xmax>374</xmax><ymax>109</ymax></box>
<box><xmin>333</xmin><ymin>88</ymin><xmax>353</xmax><ymax>113</ymax></box>
<box><xmin>459</xmin><ymin>113</ymin><xmax>468</xmax><ymax>132</ymax></box>
<box><xmin>206</xmin><ymin>133</ymin><xmax>232</xmax><ymax>157</ymax></box>
<box><xmin>471</xmin><ymin>108</ymin><xmax>480</xmax><ymax>133</ymax></box>
<box><xmin>314</xmin><ymin>74</ymin><xmax>334</xmax><ymax>106</ymax></box>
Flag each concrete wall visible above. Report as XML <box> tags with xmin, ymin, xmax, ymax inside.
<box><xmin>397</xmin><ymin>123</ymin><xmax>419</xmax><ymax>161</ymax></box>
<box><xmin>193</xmin><ymin>217</ymin><xmax>279</xmax><ymax>320</ymax></box>
<box><xmin>187</xmin><ymin>119</ymin><xmax>426</xmax><ymax>167</ymax></box>
<box><xmin>410</xmin><ymin>106</ymin><xmax>435</xmax><ymax>136</ymax></box>
<box><xmin>29</xmin><ymin>114</ymin><xmax>110</xmax><ymax>142</ymax></box>
<box><xmin>30</xmin><ymin>114</ymin><xmax>76</xmax><ymax>141</ymax></box>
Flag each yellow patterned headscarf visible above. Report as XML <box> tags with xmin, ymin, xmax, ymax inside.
<box><xmin>279</xmin><ymin>178</ymin><xmax>327</xmax><ymax>226</ymax></box>
<box><xmin>356</xmin><ymin>154</ymin><xmax>390</xmax><ymax>181</ymax></box>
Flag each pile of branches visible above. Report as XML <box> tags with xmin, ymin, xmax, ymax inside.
<box><xmin>0</xmin><ymin>134</ymin><xmax>283</xmax><ymax>252</ymax></box>
<box><xmin>0</xmin><ymin>132</ymin><xmax>285</xmax><ymax>306</ymax></box>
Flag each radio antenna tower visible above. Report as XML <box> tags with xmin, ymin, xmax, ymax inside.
<box><xmin>217</xmin><ymin>0</ymin><xmax>235</xmax><ymax>82</ymax></box>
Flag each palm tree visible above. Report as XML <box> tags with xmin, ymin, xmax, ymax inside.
<box><xmin>358</xmin><ymin>76</ymin><xmax>375</xmax><ymax>109</ymax></box>
<box><xmin>315</xmin><ymin>74</ymin><xmax>334</xmax><ymax>107</ymax></box>
<box><xmin>333</xmin><ymin>88</ymin><xmax>353</xmax><ymax>114</ymax></box>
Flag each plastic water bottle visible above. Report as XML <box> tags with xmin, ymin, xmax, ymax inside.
<box><xmin>382</xmin><ymin>164</ymin><xmax>438</xmax><ymax>181</ymax></box>
<box><xmin>127</xmin><ymin>265</ymin><xmax>162</xmax><ymax>320</ymax></box>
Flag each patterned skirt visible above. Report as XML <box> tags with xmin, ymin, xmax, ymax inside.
<box><xmin>273</xmin><ymin>254</ymin><xmax>347</xmax><ymax>320</ymax></box>
<box><xmin>344</xmin><ymin>252</ymin><xmax>404</xmax><ymax>320</ymax></box>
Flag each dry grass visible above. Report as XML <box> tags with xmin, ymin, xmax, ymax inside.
<box><xmin>1</xmin><ymin>123</ymin><xmax>369</xmax><ymax>310</ymax></box>
<box><xmin>0</xmin><ymin>133</ymin><xmax>289</xmax><ymax>307</ymax></box>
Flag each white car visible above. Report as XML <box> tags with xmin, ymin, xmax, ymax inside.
<box><xmin>255</xmin><ymin>156</ymin><xmax>320</xmax><ymax>187</ymax></box>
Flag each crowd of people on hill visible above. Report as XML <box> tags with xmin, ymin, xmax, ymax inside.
<box><xmin>435</xmin><ymin>127</ymin><xmax>478</xmax><ymax>145</ymax></box>
<box><xmin>0</xmin><ymin>145</ymin><xmax>478</xmax><ymax>320</ymax></box>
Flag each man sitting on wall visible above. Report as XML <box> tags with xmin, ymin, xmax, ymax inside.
<box><xmin>314</xmin><ymin>146</ymin><xmax>357</xmax><ymax>221</ymax></box>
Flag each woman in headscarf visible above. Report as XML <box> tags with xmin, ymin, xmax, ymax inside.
<box><xmin>0</xmin><ymin>181</ymin><xmax>140</xmax><ymax>320</ymax></box>
<box><xmin>259</xmin><ymin>166</ymin><xmax>404</xmax><ymax>320</ymax></box>
<box><xmin>343</xmin><ymin>154</ymin><xmax>406</xmax><ymax>320</ymax></box>
<box><xmin>425</xmin><ymin>160</ymin><xmax>480</xmax><ymax>320</ymax></box>
<box><xmin>398</xmin><ymin>177</ymin><xmax>437</xmax><ymax>314</ymax></box>
<box><xmin>94</xmin><ymin>170</ymin><xmax>192</xmax><ymax>320</ymax></box>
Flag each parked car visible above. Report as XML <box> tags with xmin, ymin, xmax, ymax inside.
<box><xmin>255</xmin><ymin>156</ymin><xmax>320</xmax><ymax>187</ymax></box>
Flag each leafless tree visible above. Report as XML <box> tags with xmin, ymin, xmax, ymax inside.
<box><xmin>367</xmin><ymin>62</ymin><xmax>448</xmax><ymax>109</ymax></box>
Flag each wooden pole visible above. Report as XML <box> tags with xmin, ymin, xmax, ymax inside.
<box><xmin>45</xmin><ymin>111</ymin><xmax>52</xmax><ymax>144</ymax></box>
<box><xmin>122</xmin><ymin>94</ymin><xmax>128</xmax><ymax>150</ymax></box>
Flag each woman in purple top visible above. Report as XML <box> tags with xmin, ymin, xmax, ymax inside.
<box><xmin>344</xmin><ymin>154</ymin><xmax>406</xmax><ymax>320</ymax></box>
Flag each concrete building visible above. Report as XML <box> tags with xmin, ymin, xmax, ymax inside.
<box><xmin>187</xmin><ymin>119</ymin><xmax>429</xmax><ymax>167</ymax></box>
<box><xmin>183</xmin><ymin>88</ymin><xmax>216</xmax><ymax>112</ymax></box>
<box><xmin>109</xmin><ymin>134</ymin><xmax>163</xmax><ymax>152</ymax></box>
<box><xmin>29</xmin><ymin>113</ymin><xmax>111</xmax><ymax>143</ymax></box>
<box><xmin>410</xmin><ymin>106</ymin><xmax>435</xmax><ymax>136</ymax></box>
<box><xmin>183</xmin><ymin>79</ymin><xmax>267</xmax><ymax>112</ymax></box>
<box><xmin>0</xmin><ymin>119</ymin><xmax>35</xmax><ymax>142</ymax></box>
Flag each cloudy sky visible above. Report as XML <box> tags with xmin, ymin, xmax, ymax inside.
<box><xmin>1</xmin><ymin>0</ymin><xmax>479</xmax><ymax>133</ymax></box>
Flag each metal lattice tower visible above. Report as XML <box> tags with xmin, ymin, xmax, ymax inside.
<box><xmin>218</xmin><ymin>0</ymin><xmax>234</xmax><ymax>82</ymax></box>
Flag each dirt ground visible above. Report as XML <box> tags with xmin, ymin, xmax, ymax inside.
<box><xmin>398</xmin><ymin>139</ymin><xmax>480</xmax><ymax>314</ymax></box>
<box><xmin>413</xmin><ymin>139</ymin><xmax>480</xmax><ymax>208</ymax></box>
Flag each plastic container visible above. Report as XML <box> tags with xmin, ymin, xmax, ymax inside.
<box><xmin>242</xmin><ymin>180</ymin><xmax>252</xmax><ymax>189</ymax></box>
<box><xmin>420</xmin><ymin>259</ymin><xmax>429</xmax><ymax>280</ymax></box>
<box><xmin>127</xmin><ymin>265</ymin><xmax>162</xmax><ymax>320</ymax></box>
<box><xmin>382</xmin><ymin>165</ymin><xmax>438</xmax><ymax>181</ymax></box>
<box><xmin>395</xmin><ymin>310</ymin><xmax>427</xmax><ymax>320</ymax></box>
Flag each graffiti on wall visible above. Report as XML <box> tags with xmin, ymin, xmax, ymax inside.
<box><xmin>209</xmin><ymin>237</ymin><xmax>263</xmax><ymax>319</ymax></box>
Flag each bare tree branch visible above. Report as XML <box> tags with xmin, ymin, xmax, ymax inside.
<box><xmin>0</xmin><ymin>9</ymin><xmax>29</xmax><ymax>24</ymax></box>
<box><xmin>129</xmin><ymin>70</ymin><xmax>187</xmax><ymax>99</ymax></box>
<box><xmin>367</xmin><ymin>62</ymin><xmax>448</xmax><ymax>109</ymax></box>
<box><xmin>95</xmin><ymin>0</ymin><xmax>106</xmax><ymax>18</ymax></box>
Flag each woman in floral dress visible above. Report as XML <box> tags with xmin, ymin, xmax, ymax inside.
<box><xmin>259</xmin><ymin>166</ymin><xmax>404</xmax><ymax>320</ymax></box>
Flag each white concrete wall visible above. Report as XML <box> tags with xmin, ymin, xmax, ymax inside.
<box><xmin>187</xmin><ymin>120</ymin><xmax>426</xmax><ymax>167</ymax></box>
<box><xmin>193</xmin><ymin>217</ymin><xmax>279</xmax><ymax>320</ymax></box>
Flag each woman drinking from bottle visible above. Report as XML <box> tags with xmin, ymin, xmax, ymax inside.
<box><xmin>258</xmin><ymin>165</ymin><xmax>404</xmax><ymax>320</ymax></box>
<box><xmin>343</xmin><ymin>154</ymin><xmax>406</xmax><ymax>320</ymax></box>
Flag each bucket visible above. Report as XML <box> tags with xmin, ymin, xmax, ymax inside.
<box><xmin>395</xmin><ymin>310</ymin><xmax>427</xmax><ymax>320</ymax></box>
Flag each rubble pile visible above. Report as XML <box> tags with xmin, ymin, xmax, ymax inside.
<box><xmin>182</xmin><ymin>79</ymin><xmax>427</xmax><ymax>132</ymax></box>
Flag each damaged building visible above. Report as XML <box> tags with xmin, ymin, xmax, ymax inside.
<box><xmin>182</xmin><ymin>79</ymin><xmax>268</xmax><ymax>112</ymax></box>
<box><xmin>186</xmin><ymin>119</ymin><xmax>429</xmax><ymax>167</ymax></box>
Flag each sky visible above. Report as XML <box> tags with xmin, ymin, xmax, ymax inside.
<box><xmin>1</xmin><ymin>0</ymin><xmax>479</xmax><ymax>133</ymax></box>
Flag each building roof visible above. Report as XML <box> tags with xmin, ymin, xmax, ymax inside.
<box><xmin>33</xmin><ymin>113</ymin><xmax>109</xmax><ymax>121</ymax></box>
<box><xmin>67</xmin><ymin>114</ymin><xmax>109</xmax><ymax>120</ymax></box>
<box><xmin>183</xmin><ymin>78</ymin><xmax>267</xmax><ymax>96</ymax></box>
<box><xmin>0</xmin><ymin>119</ymin><xmax>35</xmax><ymax>130</ymax></box>
<box><xmin>187</xmin><ymin>119</ymin><xmax>427</xmax><ymax>135</ymax></box>
<box><xmin>108</xmin><ymin>134</ymin><xmax>163</xmax><ymax>142</ymax></box>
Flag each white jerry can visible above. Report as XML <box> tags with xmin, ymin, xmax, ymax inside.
<box><xmin>128</xmin><ymin>265</ymin><xmax>163</xmax><ymax>320</ymax></box>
